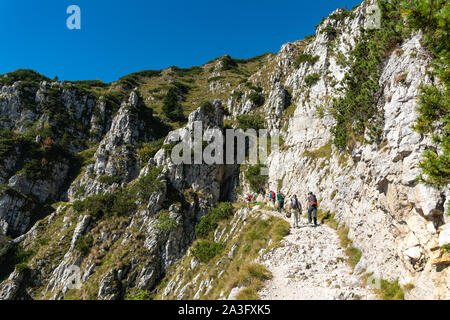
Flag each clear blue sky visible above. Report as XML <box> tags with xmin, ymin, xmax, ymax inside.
<box><xmin>0</xmin><ymin>0</ymin><xmax>361</xmax><ymax>83</ymax></box>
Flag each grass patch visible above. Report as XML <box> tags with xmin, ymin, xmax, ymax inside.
<box><xmin>377</xmin><ymin>279</ymin><xmax>405</xmax><ymax>300</ymax></box>
<box><xmin>235</xmin><ymin>287</ymin><xmax>259</xmax><ymax>300</ymax></box>
<box><xmin>302</xmin><ymin>142</ymin><xmax>332</xmax><ymax>160</ymax></box>
<box><xmin>316</xmin><ymin>211</ymin><xmax>361</xmax><ymax>270</ymax></box>
<box><xmin>233</xmin><ymin>263</ymin><xmax>272</xmax><ymax>300</ymax></box>
<box><xmin>125</xmin><ymin>289</ymin><xmax>150</xmax><ymax>300</ymax></box>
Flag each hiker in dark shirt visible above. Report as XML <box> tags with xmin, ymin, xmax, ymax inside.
<box><xmin>306</xmin><ymin>192</ymin><xmax>318</xmax><ymax>227</ymax></box>
<box><xmin>276</xmin><ymin>191</ymin><xmax>285</xmax><ymax>213</ymax></box>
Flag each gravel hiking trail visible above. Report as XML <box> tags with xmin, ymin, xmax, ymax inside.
<box><xmin>258</xmin><ymin>209</ymin><xmax>377</xmax><ymax>300</ymax></box>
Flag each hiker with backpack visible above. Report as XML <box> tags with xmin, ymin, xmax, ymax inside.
<box><xmin>289</xmin><ymin>195</ymin><xmax>302</xmax><ymax>228</ymax></box>
<box><xmin>268</xmin><ymin>190</ymin><xmax>276</xmax><ymax>211</ymax></box>
<box><xmin>276</xmin><ymin>191</ymin><xmax>285</xmax><ymax>214</ymax></box>
<box><xmin>306</xmin><ymin>192</ymin><xmax>318</xmax><ymax>226</ymax></box>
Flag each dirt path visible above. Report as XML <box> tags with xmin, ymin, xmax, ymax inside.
<box><xmin>258</xmin><ymin>209</ymin><xmax>377</xmax><ymax>300</ymax></box>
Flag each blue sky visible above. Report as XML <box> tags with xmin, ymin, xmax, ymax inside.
<box><xmin>0</xmin><ymin>0</ymin><xmax>361</xmax><ymax>83</ymax></box>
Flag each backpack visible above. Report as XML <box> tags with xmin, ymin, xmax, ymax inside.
<box><xmin>310</xmin><ymin>195</ymin><xmax>318</xmax><ymax>208</ymax></box>
<box><xmin>291</xmin><ymin>198</ymin><xmax>298</xmax><ymax>209</ymax></box>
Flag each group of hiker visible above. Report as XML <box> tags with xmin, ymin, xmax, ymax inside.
<box><xmin>248</xmin><ymin>190</ymin><xmax>318</xmax><ymax>227</ymax></box>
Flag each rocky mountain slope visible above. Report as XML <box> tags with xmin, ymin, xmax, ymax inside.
<box><xmin>0</xmin><ymin>0</ymin><xmax>449</xmax><ymax>300</ymax></box>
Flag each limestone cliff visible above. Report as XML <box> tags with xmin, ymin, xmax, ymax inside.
<box><xmin>0</xmin><ymin>0</ymin><xmax>448</xmax><ymax>300</ymax></box>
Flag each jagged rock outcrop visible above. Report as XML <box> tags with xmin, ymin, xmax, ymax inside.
<box><xmin>0</xmin><ymin>78</ymin><xmax>120</xmax><ymax>237</ymax></box>
<box><xmin>0</xmin><ymin>100</ymin><xmax>239</xmax><ymax>300</ymax></box>
<box><xmin>68</xmin><ymin>91</ymin><xmax>160</xmax><ymax>199</ymax></box>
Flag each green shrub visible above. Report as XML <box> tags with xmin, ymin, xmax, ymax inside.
<box><xmin>0</xmin><ymin>69</ymin><xmax>49</xmax><ymax>86</ymax></box>
<box><xmin>68</xmin><ymin>80</ymin><xmax>108</xmax><ymax>90</ymax></box>
<box><xmin>244</xmin><ymin>163</ymin><xmax>268</xmax><ymax>194</ymax></box>
<box><xmin>156</xmin><ymin>211</ymin><xmax>179</xmax><ymax>232</ymax></box>
<box><xmin>401</xmin><ymin>0</ymin><xmax>449</xmax><ymax>188</ymax></box>
<box><xmin>232</xmin><ymin>90</ymin><xmax>243</xmax><ymax>101</ymax></box>
<box><xmin>162</xmin><ymin>143</ymin><xmax>175</xmax><ymax>154</ymax></box>
<box><xmin>162</xmin><ymin>87</ymin><xmax>185</xmax><ymax>121</ymax></box>
<box><xmin>323</xmin><ymin>26</ymin><xmax>338</xmax><ymax>39</ymax></box>
<box><xmin>248</xmin><ymin>92</ymin><xmax>265</xmax><ymax>107</ymax></box>
<box><xmin>294</xmin><ymin>54</ymin><xmax>319</xmax><ymax>68</ymax></box>
<box><xmin>329</xmin><ymin>9</ymin><xmax>355</xmax><ymax>22</ymax></box>
<box><xmin>14</xmin><ymin>245</ymin><xmax>35</xmax><ymax>264</ymax></box>
<box><xmin>192</xmin><ymin>240</ymin><xmax>225</xmax><ymax>263</ymax></box>
<box><xmin>130</xmin><ymin>166</ymin><xmax>163</xmax><ymax>203</ymax></box>
<box><xmin>195</xmin><ymin>202</ymin><xmax>234</xmax><ymax>239</ymax></box>
<box><xmin>220</xmin><ymin>55</ymin><xmax>238</xmax><ymax>71</ymax></box>
<box><xmin>330</xmin><ymin>0</ymin><xmax>405</xmax><ymax>150</ymax></box>
<box><xmin>97</xmin><ymin>174</ymin><xmax>121</xmax><ymax>185</ymax></box>
<box><xmin>304</xmin><ymin>73</ymin><xmax>321</xmax><ymax>87</ymax></box>
<box><xmin>244</xmin><ymin>82</ymin><xmax>263</xmax><ymax>93</ymax></box>
<box><xmin>207</xmin><ymin>76</ymin><xmax>226</xmax><ymax>83</ymax></box>
<box><xmin>73</xmin><ymin>169</ymin><xmax>162</xmax><ymax>219</ymax></box>
<box><xmin>236</xmin><ymin>114</ymin><xmax>265</xmax><ymax>131</ymax></box>
<box><xmin>112</xmin><ymin>189</ymin><xmax>137</xmax><ymax>217</ymax></box>
<box><xmin>72</xmin><ymin>193</ymin><xmax>116</xmax><ymax>218</ymax></box>
<box><xmin>75</xmin><ymin>235</ymin><xmax>93</xmax><ymax>256</ymax></box>
<box><xmin>138</xmin><ymin>138</ymin><xmax>165</xmax><ymax>166</ymax></box>
<box><xmin>170</xmin><ymin>66</ymin><xmax>203</xmax><ymax>77</ymax></box>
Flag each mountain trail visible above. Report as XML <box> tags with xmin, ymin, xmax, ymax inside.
<box><xmin>258</xmin><ymin>209</ymin><xmax>378</xmax><ymax>300</ymax></box>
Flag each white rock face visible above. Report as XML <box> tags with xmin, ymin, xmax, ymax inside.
<box><xmin>242</xmin><ymin>1</ymin><xmax>448</xmax><ymax>299</ymax></box>
<box><xmin>68</xmin><ymin>91</ymin><xmax>158</xmax><ymax>200</ymax></box>
<box><xmin>439</xmin><ymin>225</ymin><xmax>450</xmax><ymax>247</ymax></box>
